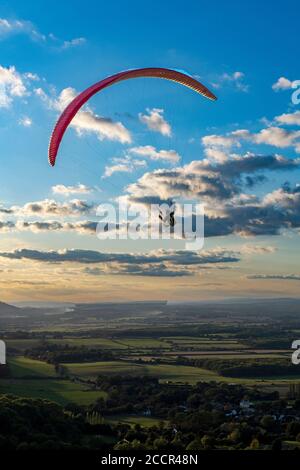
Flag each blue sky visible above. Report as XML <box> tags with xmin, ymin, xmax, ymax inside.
<box><xmin>0</xmin><ymin>0</ymin><xmax>299</xmax><ymax>302</ymax></box>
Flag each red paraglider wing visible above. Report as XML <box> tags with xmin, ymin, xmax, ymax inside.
<box><xmin>48</xmin><ymin>67</ymin><xmax>217</xmax><ymax>166</ymax></box>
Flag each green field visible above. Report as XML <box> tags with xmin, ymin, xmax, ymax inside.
<box><xmin>48</xmin><ymin>337</ymin><xmax>129</xmax><ymax>349</ymax></box>
<box><xmin>0</xmin><ymin>356</ymin><xmax>107</xmax><ymax>405</ymax></box>
<box><xmin>9</xmin><ymin>356</ymin><xmax>57</xmax><ymax>378</ymax></box>
<box><xmin>67</xmin><ymin>360</ymin><xmax>222</xmax><ymax>383</ymax></box>
<box><xmin>0</xmin><ymin>378</ymin><xmax>106</xmax><ymax>405</ymax></box>
<box><xmin>163</xmin><ymin>337</ymin><xmax>247</xmax><ymax>350</ymax></box>
<box><xmin>65</xmin><ymin>359</ymin><xmax>300</xmax><ymax>389</ymax></box>
<box><xmin>114</xmin><ymin>338</ymin><xmax>170</xmax><ymax>349</ymax></box>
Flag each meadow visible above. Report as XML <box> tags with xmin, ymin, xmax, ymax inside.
<box><xmin>1</xmin><ymin>299</ymin><xmax>300</xmax><ymax>418</ymax></box>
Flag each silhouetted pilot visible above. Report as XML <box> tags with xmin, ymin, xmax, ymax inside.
<box><xmin>159</xmin><ymin>208</ymin><xmax>175</xmax><ymax>227</ymax></box>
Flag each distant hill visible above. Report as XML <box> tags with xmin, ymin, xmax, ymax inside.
<box><xmin>0</xmin><ymin>301</ymin><xmax>20</xmax><ymax>317</ymax></box>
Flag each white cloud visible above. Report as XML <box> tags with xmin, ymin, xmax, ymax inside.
<box><xmin>0</xmin><ymin>65</ymin><xmax>27</xmax><ymax>107</ymax></box>
<box><xmin>18</xmin><ymin>116</ymin><xmax>32</xmax><ymax>127</ymax></box>
<box><xmin>13</xmin><ymin>220</ymin><xmax>97</xmax><ymax>235</ymax></box>
<box><xmin>0</xmin><ymin>17</ymin><xmax>86</xmax><ymax>49</ymax></box>
<box><xmin>12</xmin><ymin>199</ymin><xmax>95</xmax><ymax>217</ymax></box>
<box><xmin>204</xmin><ymin>148</ymin><xmax>228</xmax><ymax>163</ymax></box>
<box><xmin>0</xmin><ymin>247</ymin><xmax>242</xmax><ymax>279</ymax></box>
<box><xmin>239</xmin><ymin>245</ymin><xmax>277</xmax><ymax>255</ymax></box>
<box><xmin>215</xmin><ymin>71</ymin><xmax>249</xmax><ymax>92</ymax></box>
<box><xmin>130</xmin><ymin>145</ymin><xmax>180</xmax><ymax>163</ymax></box>
<box><xmin>262</xmin><ymin>184</ymin><xmax>300</xmax><ymax>207</ymax></box>
<box><xmin>253</xmin><ymin>126</ymin><xmax>300</xmax><ymax>149</ymax></box>
<box><xmin>0</xmin><ymin>18</ymin><xmax>46</xmax><ymax>41</ymax></box>
<box><xmin>272</xmin><ymin>77</ymin><xmax>297</xmax><ymax>91</ymax></box>
<box><xmin>201</xmin><ymin>131</ymin><xmax>246</xmax><ymax>162</ymax></box>
<box><xmin>275</xmin><ymin>111</ymin><xmax>300</xmax><ymax>126</ymax></box>
<box><xmin>0</xmin><ymin>18</ymin><xmax>12</xmax><ymax>34</ymax></box>
<box><xmin>24</xmin><ymin>72</ymin><xmax>39</xmax><ymax>81</ymax></box>
<box><xmin>202</xmin><ymin>126</ymin><xmax>300</xmax><ymax>154</ymax></box>
<box><xmin>102</xmin><ymin>155</ymin><xmax>147</xmax><ymax>178</ymax></box>
<box><xmin>202</xmin><ymin>134</ymin><xmax>239</xmax><ymax>149</ymax></box>
<box><xmin>124</xmin><ymin>153</ymin><xmax>300</xmax><ymax>210</ymax></box>
<box><xmin>61</xmin><ymin>37</ymin><xmax>86</xmax><ymax>49</ymax></box>
<box><xmin>103</xmin><ymin>163</ymin><xmax>133</xmax><ymax>178</ymax></box>
<box><xmin>52</xmin><ymin>184</ymin><xmax>94</xmax><ymax>195</ymax></box>
<box><xmin>36</xmin><ymin>86</ymin><xmax>132</xmax><ymax>144</ymax></box>
<box><xmin>139</xmin><ymin>108</ymin><xmax>172</xmax><ymax>136</ymax></box>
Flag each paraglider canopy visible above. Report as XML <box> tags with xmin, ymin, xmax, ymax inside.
<box><xmin>48</xmin><ymin>67</ymin><xmax>217</xmax><ymax>167</ymax></box>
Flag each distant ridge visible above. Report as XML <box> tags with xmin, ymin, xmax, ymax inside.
<box><xmin>0</xmin><ymin>301</ymin><xmax>20</xmax><ymax>317</ymax></box>
<box><xmin>75</xmin><ymin>300</ymin><xmax>167</xmax><ymax>308</ymax></box>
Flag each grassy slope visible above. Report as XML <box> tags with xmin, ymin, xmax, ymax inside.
<box><xmin>0</xmin><ymin>379</ymin><xmax>106</xmax><ymax>405</ymax></box>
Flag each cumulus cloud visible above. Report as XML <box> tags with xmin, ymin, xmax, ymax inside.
<box><xmin>214</xmin><ymin>71</ymin><xmax>249</xmax><ymax>92</ymax></box>
<box><xmin>0</xmin><ymin>246</ymin><xmax>277</xmax><ymax>278</ymax></box>
<box><xmin>64</xmin><ymin>221</ymin><xmax>98</xmax><ymax>234</ymax></box>
<box><xmin>262</xmin><ymin>183</ymin><xmax>300</xmax><ymax>208</ymax></box>
<box><xmin>17</xmin><ymin>220</ymin><xmax>97</xmax><ymax>234</ymax></box>
<box><xmin>125</xmin><ymin>153</ymin><xmax>300</xmax><ymax>208</ymax></box>
<box><xmin>0</xmin><ymin>65</ymin><xmax>27</xmax><ymax>107</ymax></box>
<box><xmin>0</xmin><ymin>248</ymin><xmax>238</xmax><ymax>265</ymax></box>
<box><xmin>202</xmin><ymin>132</ymin><xmax>242</xmax><ymax>162</ymax></box>
<box><xmin>272</xmin><ymin>77</ymin><xmax>298</xmax><ymax>91</ymax></box>
<box><xmin>202</xmin><ymin>126</ymin><xmax>300</xmax><ymax>154</ymax></box>
<box><xmin>0</xmin><ymin>221</ymin><xmax>15</xmax><ymax>232</ymax></box>
<box><xmin>0</xmin><ymin>219</ymin><xmax>99</xmax><ymax>235</ymax></box>
<box><xmin>2</xmin><ymin>153</ymin><xmax>298</xmax><ymax>239</ymax></box>
<box><xmin>129</xmin><ymin>145</ymin><xmax>180</xmax><ymax>164</ymax></box>
<box><xmin>122</xmin><ymin>153</ymin><xmax>300</xmax><ymax>238</ymax></box>
<box><xmin>202</xmin><ymin>134</ymin><xmax>239</xmax><ymax>149</ymax></box>
<box><xmin>24</xmin><ymin>198</ymin><xmax>95</xmax><ymax>217</ymax></box>
<box><xmin>15</xmin><ymin>221</ymin><xmax>64</xmax><ymax>233</ymax></box>
<box><xmin>218</xmin><ymin>183</ymin><xmax>300</xmax><ymax>237</ymax></box>
<box><xmin>0</xmin><ymin>247</ymin><xmax>241</xmax><ymax>277</ymax></box>
<box><xmin>5</xmin><ymin>198</ymin><xmax>96</xmax><ymax>217</ymax></box>
<box><xmin>52</xmin><ymin>184</ymin><xmax>94</xmax><ymax>195</ymax></box>
<box><xmin>102</xmin><ymin>155</ymin><xmax>147</xmax><ymax>178</ymax></box>
<box><xmin>139</xmin><ymin>108</ymin><xmax>171</xmax><ymax>136</ymax></box>
<box><xmin>203</xmin><ymin>148</ymin><xmax>228</xmax><ymax>163</ymax></box>
<box><xmin>36</xmin><ymin>86</ymin><xmax>132</xmax><ymax>144</ymax></box>
<box><xmin>253</xmin><ymin>126</ymin><xmax>300</xmax><ymax>149</ymax></box>
<box><xmin>103</xmin><ymin>163</ymin><xmax>133</xmax><ymax>178</ymax></box>
<box><xmin>275</xmin><ymin>111</ymin><xmax>300</xmax><ymax>126</ymax></box>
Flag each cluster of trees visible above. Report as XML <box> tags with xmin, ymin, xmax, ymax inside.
<box><xmin>92</xmin><ymin>375</ymin><xmax>188</xmax><ymax>417</ymax></box>
<box><xmin>0</xmin><ymin>394</ymin><xmax>115</xmax><ymax>450</ymax></box>
<box><xmin>220</xmin><ymin>363</ymin><xmax>300</xmax><ymax>378</ymax></box>
<box><xmin>175</xmin><ymin>357</ymin><xmax>300</xmax><ymax>379</ymax></box>
<box><xmin>3</xmin><ymin>379</ymin><xmax>300</xmax><ymax>450</ymax></box>
<box><xmin>103</xmin><ymin>380</ymin><xmax>300</xmax><ymax>450</ymax></box>
<box><xmin>86</xmin><ymin>376</ymin><xmax>276</xmax><ymax>419</ymax></box>
<box><xmin>25</xmin><ymin>344</ymin><xmax>115</xmax><ymax>364</ymax></box>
